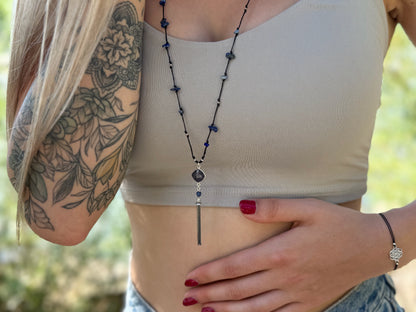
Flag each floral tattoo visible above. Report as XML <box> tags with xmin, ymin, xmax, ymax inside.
<box><xmin>87</xmin><ymin>2</ymin><xmax>143</xmax><ymax>94</ymax></box>
<box><xmin>8</xmin><ymin>2</ymin><xmax>143</xmax><ymax>231</ymax></box>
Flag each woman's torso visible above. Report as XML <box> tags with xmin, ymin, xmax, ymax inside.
<box><xmin>123</xmin><ymin>0</ymin><xmax>393</xmax><ymax>311</ymax></box>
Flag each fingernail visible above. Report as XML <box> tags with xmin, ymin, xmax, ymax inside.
<box><xmin>202</xmin><ymin>307</ymin><xmax>215</xmax><ymax>312</ymax></box>
<box><xmin>239</xmin><ymin>200</ymin><xmax>256</xmax><ymax>214</ymax></box>
<box><xmin>183</xmin><ymin>297</ymin><xmax>198</xmax><ymax>306</ymax></box>
<box><xmin>185</xmin><ymin>279</ymin><xmax>199</xmax><ymax>287</ymax></box>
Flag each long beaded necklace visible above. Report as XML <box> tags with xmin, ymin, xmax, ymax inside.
<box><xmin>159</xmin><ymin>0</ymin><xmax>252</xmax><ymax>245</ymax></box>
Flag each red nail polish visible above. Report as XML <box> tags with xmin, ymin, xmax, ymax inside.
<box><xmin>185</xmin><ymin>279</ymin><xmax>199</xmax><ymax>287</ymax></box>
<box><xmin>202</xmin><ymin>307</ymin><xmax>215</xmax><ymax>312</ymax></box>
<box><xmin>239</xmin><ymin>200</ymin><xmax>256</xmax><ymax>214</ymax></box>
<box><xmin>183</xmin><ymin>297</ymin><xmax>198</xmax><ymax>306</ymax></box>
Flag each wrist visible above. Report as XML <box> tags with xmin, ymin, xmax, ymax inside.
<box><xmin>363</xmin><ymin>212</ymin><xmax>398</xmax><ymax>275</ymax></box>
<box><xmin>383</xmin><ymin>202</ymin><xmax>416</xmax><ymax>268</ymax></box>
<box><xmin>378</xmin><ymin>213</ymin><xmax>403</xmax><ymax>270</ymax></box>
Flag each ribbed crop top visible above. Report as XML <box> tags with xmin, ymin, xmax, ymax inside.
<box><xmin>120</xmin><ymin>0</ymin><xmax>389</xmax><ymax>207</ymax></box>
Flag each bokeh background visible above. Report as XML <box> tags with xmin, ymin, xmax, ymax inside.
<box><xmin>0</xmin><ymin>1</ymin><xmax>415</xmax><ymax>311</ymax></box>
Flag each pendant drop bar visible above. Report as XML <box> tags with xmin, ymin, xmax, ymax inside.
<box><xmin>192</xmin><ymin>164</ymin><xmax>205</xmax><ymax>245</ymax></box>
<box><xmin>197</xmin><ymin>203</ymin><xmax>201</xmax><ymax>245</ymax></box>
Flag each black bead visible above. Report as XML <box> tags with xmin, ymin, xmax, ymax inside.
<box><xmin>178</xmin><ymin>108</ymin><xmax>184</xmax><ymax>115</ymax></box>
<box><xmin>160</xmin><ymin>18</ymin><xmax>169</xmax><ymax>28</ymax></box>
<box><xmin>170</xmin><ymin>86</ymin><xmax>181</xmax><ymax>92</ymax></box>
<box><xmin>192</xmin><ymin>169</ymin><xmax>205</xmax><ymax>182</ymax></box>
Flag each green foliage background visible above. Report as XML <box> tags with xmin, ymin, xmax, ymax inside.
<box><xmin>366</xmin><ymin>29</ymin><xmax>416</xmax><ymax>208</ymax></box>
<box><xmin>0</xmin><ymin>1</ymin><xmax>415</xmax><ymax>311</ymax></box>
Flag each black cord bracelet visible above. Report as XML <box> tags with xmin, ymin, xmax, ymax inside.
<box><xmin>379</xmin><ymin>213</ymin><xmax>403</xmax><ymax>270</ymax></box>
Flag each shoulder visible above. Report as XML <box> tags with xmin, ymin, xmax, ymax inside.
<box><xmin>384</xmin><ymin>0</ymin><xmax>416</xmax><ymax>45</ymax></box>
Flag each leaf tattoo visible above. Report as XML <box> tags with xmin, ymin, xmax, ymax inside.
<box><xmin>25</xmin><ymin>199</ymin><xmax>55</xmax><ymax>231</ymax></box>
<box><xmin>53</xmin><ymin>167</ymin><xmax>77</xmax><ymax>204</ymax></box>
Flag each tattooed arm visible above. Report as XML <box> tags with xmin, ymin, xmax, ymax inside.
<box><xmin>7</xmin><ymin>0</ymin><xmax>145</xmax><ymax>245</ymax></box>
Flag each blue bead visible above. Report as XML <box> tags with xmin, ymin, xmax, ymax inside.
<box><xmin>221</xmin><ymin>75</ymin><xmax>228</xmax><ymax>80</ymax></box>
<box><xmin>162</xmin><ymin>42</ymin><xmax>170</xmax><ymax>48</ymax></box>
<box><xmin>178</xmin><ymin>108</ymin><xmax>184</xmax><ymax>115</ymax></box>
<box><xmin>209</xmin><ymin>125</ymin><xmax>218</xmax><ymax>132</ymax></box>
<box><xmin>204</xmin><ymin>142</ymin><xmax>209</xmax><ymax>147</ymax></box>
<box><xmin>170</xmin><ymin>86</ymin><xmax>181</xmax><ymax>92</ymax></box>
<box><xmin>234</xmin><ymin>29</ymin><xmax>240</xmax><ymax>34</ymax></box>
<box><xmin>226</xmin><ymin>52</ymin><xmax>235</xmax><ymax>60</ymax></box>
<box><xmin>196</xmin><ymin>191</ymin><xmax>202</xmax><ymax>197</ymax></box>
<box><xmin>159</xmin><ymin>0</ymin><xmax>166</xmax><ymax>6</ymax></box>
<box><xmin>160</xmin><ymin>18</ymin><xmax>169</xmax><ymax>28</ymax></box>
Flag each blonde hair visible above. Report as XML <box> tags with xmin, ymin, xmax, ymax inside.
<box><xmin>7</xmin><ymin>0</ymin><xmax>116</xmax><ymax>239</ymax></box>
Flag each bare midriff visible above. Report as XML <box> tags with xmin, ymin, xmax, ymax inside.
<box><xmin>125</xmin><ymin>198</ymin><xmax>362</xmax><ymax>312</ymax></box>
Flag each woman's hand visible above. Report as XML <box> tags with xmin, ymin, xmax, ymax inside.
<box><xmin>183</xmin><ymin>198</ymin><xmax>392</xmax><ymax>312</ymax></box>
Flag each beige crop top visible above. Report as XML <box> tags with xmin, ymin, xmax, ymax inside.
<box><xmin>120</xmin><ymin>0</ymin><xmax>389</xmax><ymax>207</ymax></box>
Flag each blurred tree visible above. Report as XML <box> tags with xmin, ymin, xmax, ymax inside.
<box><xmin>365</xmin><ymin>26</ymin><xmax>416</xmax><ymax>208</ymax></box>
<box><xmin>0</xmin><ymin>0</ymin><xmax>12</xmax><ymax>52</ymax></box>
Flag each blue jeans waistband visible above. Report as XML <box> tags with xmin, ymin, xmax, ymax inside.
<box><xmin>123</xmin><ymin>274</ymin><xmax>404</xmax><ymax>312</ymax></box>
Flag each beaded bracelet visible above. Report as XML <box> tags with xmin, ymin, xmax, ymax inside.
<box><xmin>379</xmin><ymin>213</ymin><xmax>403</xmax><ymax>270</ymax></box>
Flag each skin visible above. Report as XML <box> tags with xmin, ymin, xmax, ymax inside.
<box><xmin>7</xmin><ymin>0</ymin><xmax>416</xmax><ymax>311</ymax></box>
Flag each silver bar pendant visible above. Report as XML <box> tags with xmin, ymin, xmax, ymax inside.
<box><xmin>197</xmin><ymin>202</ymin><xmax>201</xmax><ymax>245</ymax></box>
<box><xmin>192</xmin><ymin>164</ymin><xmax>204</xmax><ymax>245</ymax></box>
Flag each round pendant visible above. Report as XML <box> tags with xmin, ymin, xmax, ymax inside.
<box><xmin>192</xmin><ymin>169</ymin><xmax>205</xmax><ymax>182</ymax></box>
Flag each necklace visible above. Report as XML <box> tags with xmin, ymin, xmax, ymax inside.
<box><xmin>159</xmin><ymin>0</ymin><xmax>252</xmax><ymax>245</ymax></box>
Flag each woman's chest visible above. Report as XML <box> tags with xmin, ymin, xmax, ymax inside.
<box><xmin>125</xmin><ymin>0</ymin><xmax>389</xmax><ymax>192</ymax></box>
<box><xmin>137</xmin><ymin>0</ymin><xmax>387</xmax><ymax>158</ymax></box>
<box><xmin>144</xmin><ymin>0</ymin><xmax>306</xmax><ymax>42</ymax></box>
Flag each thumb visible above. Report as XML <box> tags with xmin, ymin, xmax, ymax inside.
<box><xmin>239</xmin><ymin>198</ymin><xmax>317</xmax><ymax>223</ymax></box>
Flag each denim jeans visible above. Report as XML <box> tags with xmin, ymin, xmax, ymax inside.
<box><xmin>324</xmin><ymin>274</ymin><xmax>404</xmax><ymax>312</ymax></box>
<box><xmin>122</xmin><ymin>275</ymin><xmax>156</xmax><ymax>312</ymax></box>
<box><xmin>122</xmin><ymin>274</ymin><xmax>404</xmax><ymax>312</ymax></box>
